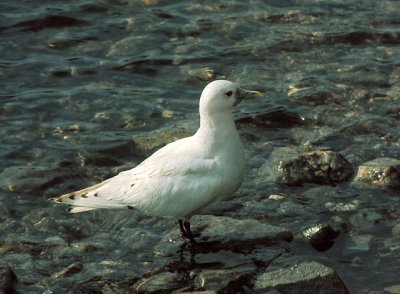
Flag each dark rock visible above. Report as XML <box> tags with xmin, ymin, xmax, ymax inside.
<box><xmin>12</xmin><ymin>15</ymin><xmax>86</xmax><ymax>32</ymax></box>
<box><xmin>254</xmin><ymin>258</ymin><xmax>349</xmax><ymax>293</ymax></box>
<box><xmin>0</xmin><ymin>265</ymin><xmax>18</xmax><ymax>294</ymax></box>
<box><xmin>353</xmin><ymin>157</ymin><xmax>400</xmax><ymax>190</ymax></box>
<box><xmin>236</xmin><ymin>106</ymin><xmax>305</xmax><ymax>129</ymax></box>
<box><xmin>260</xmin><ymin>149</ymin><xmax>353</xmax><ymax>185</ymax></box>
<box><xmin>303</xmin><ymin>224</ymin><xmax>340</xmax><ymax>252</ymax></box>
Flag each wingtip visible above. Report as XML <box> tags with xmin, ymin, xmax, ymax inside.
<box><xmin>49</xmin><ymin>197</ymin><xmax>63</xmax><ymax>203</ymax></box>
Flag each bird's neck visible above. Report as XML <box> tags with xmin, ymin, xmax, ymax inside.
<box><xmin>195</xmin><ymin>111</ymin><xmax>239</xmax><ymax>143</ymax></box>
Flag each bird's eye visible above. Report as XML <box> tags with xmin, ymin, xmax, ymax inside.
<box><xmin>225</xmin><ymin>90</ymin><xmax>233</xmax><ymax>97</ymax></box>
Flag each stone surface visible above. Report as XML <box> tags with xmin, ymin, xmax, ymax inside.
<box><xmin>254</xmin><ymin>258</ymin><xmax>349</xmax><ymax>293</ymax></box>
<box><xmin>236</xmin><ymin>106</ymin><xmax>305</xmax><ymax>128</ymax></box>
<box><xmin>132</xmin><ymin>272</ymin><xmax>182</xmax><ymax>293</ymax></box>
<box><xmin>260</xmin><ymin>149</ymin><xmax>353</xmax><ymax>185</ymax></box>
<box><xmin>197</xmin><ymin>215</ymin><xmax>293</xmax><ymax>251</ymax></box>
<box><xmin>195</xmin><ymin>267</ymin><xmax>254</xmax><ymax>292</ymax></box>
<box><xmin>54</xmin><ymin>262</ymin><xmax>83</xmax><ymax>278</ymax></box>
<box><xmin>353</xmin><ymin>157</ymin><xmax>400</xmax><ymax>190</ymax></box>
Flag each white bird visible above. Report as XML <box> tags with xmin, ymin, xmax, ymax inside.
<box><xmin>51</xmin><ymin>80</ymin><xmax>262</xmax><ymax>242</ymax></box>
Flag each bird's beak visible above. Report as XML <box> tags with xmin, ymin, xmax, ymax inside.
<box><xmin>234</xmin><ymin>88</ymin><xmax>263</xmax><ymax>106</ymax></box>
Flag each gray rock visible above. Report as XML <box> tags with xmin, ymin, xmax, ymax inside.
<box><xmin>191</xmin><ymin>251</ymin><xmax>257</xmax><ymax>292</ymax></box>
<box><xmin>254</xmin><ymin>258</ymin><xmax>349</xmax><ymax>293</ymax></box>
<box><xmin>198</xmin><ymin>215</ymin><xmax>293</xmax><ymax>251</ymax></box>
<box><xmin>195</xmin><ymin>267</ymin><xmax>254</xmax><ymax>292</ymax></box>
<box><xmin>384</xmin><ymin>284</ymin><xmax>400</xmax><ymax>294</ymax></box>
<box><xmin>54</xmin><ymin>262</ymin><xmax>83</xmax><ymax>278</ymax></box>
<box><xmin>132</xmin><ymin>272</ymin><xmax>182</xmax><ymax>293</ymax></box>
<box><xmin>353</xmin><ymin>157</ymin><xmax>400</xmax><ymax>190</ymax></box>
<box><xmin>260</xmin><ymin>149</ymin><xmax>353</xmax><ymax>185</ymax></box>
<box><xmin>0</xmin><ymin>265</ymin><xmax>18</xmax><ymax>294</ymax></box>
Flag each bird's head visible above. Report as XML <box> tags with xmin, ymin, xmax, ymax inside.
<box><xmin>199</xmin><ymin>80</ymin><xmax>262</xmax><ymax>115</ymax></box>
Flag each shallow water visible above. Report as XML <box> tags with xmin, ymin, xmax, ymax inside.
<box><xmin>1</xmin><ymin>0</ymin><xmax>400</xmax><ymax>293</ymax></box>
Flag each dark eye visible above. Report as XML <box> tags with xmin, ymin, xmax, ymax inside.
<box><xmin>225</xmin><ymin>90</ymin><xmax>233</xmax><ymax>97</ymax></box>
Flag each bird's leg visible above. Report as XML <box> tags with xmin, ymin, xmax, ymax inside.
<box><xmin>183</xmin><ymin>221</ymin><xmax>197</xmax><ymax>243</ymax></box>
<box><xmin>178</xmin><ymin>219</ymin><xmax>187</xmax><ymax>237</ymax></box>
<box><xmin>178</xmin><ymin>219</ymin><xmax>198</xmax><ymax>244</ymax></box>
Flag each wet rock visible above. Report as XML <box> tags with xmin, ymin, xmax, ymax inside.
<box><xmin>54</xmin><ymin>262</ymin><xmax>83</xmax><ymax>279</ymax></box>
<box><xmin>353</xmin><ymin>157</ymin><xmax>400</xmax><ymax>190</ymax></box>
<box><xmin>0</xmin><ymin>265</ymin><xmax>18</xmax><ymax>294</ymax></box>
<box><xmin>384</xmin><ymin>284</ymin><xmax>400</xmax><ymax>294</ymax></box>
<box><xmin>303</xmin><ymin>224</ymin><xmax>340</xmax><ymax>252</ymax></box>
<box><xmin>254</xmin><ymin>258</ymin><xmax>349</xmax><ymax>293</ymax></box>
<box><xmin>195</xmin><ymin>268</ymin><xmax>254</xmax><ymax>293</ymax></box>
<box><xmin>191</xmin><ymin>251</ymin><xmax>257</xmax><ymax>292</ymax></box>
<box><xmin>260</xmin><ymin>149</ymin><xmax>353</xmax><ymax>185</ymax></box>
<box><xmin>236</xmin><ymin>106</ymin><xmax>305</xmax><ymax>129</ymax></box>
<box><xmin>132</xmin><ymin>272</ymin><xmax>182</xmax><ymax>293</ymax></box>
<box><xmin>392</xmin><ymin>223</ymin><xmax>400</xmax><ymax>235</ymax></box>
<box><xmin>0</xmin><ymin>165</ymin><xmax>60</xmax><ymax>193</ymax></box>
<box><xmin>185</xmin><ymin>67</ymin><xmax>216</xmax><ymax>81</ymax></box>
<box><xmin>198</xmin><ymin>215</ymin><xmax>293</xmax><ymax>251</ymax></box>
<box><xmin>287</xmin><ymin>77</ymin><xmax>346</xmax><ymax>106</ymax></box>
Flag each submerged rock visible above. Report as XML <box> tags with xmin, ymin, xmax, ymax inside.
<box><xmin>0</xmin><ymin>265</ymin><xmax>18</xmax><ymax>294</ymax></box>
<box><xmin>260</xmin><ymin>149</ymin><xmax>353</xmax><ymax>185</ymax></box>
<box><xmin>0</xmin><ymin>165</ymin><xmax>60</xmax><ymax>193</ymax></box>
<box><xmin>353</xmin><ymin>157</ymin><xmax>400</xmax><ymax>190</ymax></box>
<box><xmin>254</xmin><ymin>258</ymin><xmax>349</xmax><ymax>293</ymax></box>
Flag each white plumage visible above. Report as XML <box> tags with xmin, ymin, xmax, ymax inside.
<box><xmin>51</xmin><ymin>80</ymin><xmax>261</xmax><ymax>240</ymax></box>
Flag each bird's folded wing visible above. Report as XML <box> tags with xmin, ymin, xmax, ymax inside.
<box><xmin>50</xmin><ymin>144</ymin><xmax>219</xmax><ymax>215</ymax></box>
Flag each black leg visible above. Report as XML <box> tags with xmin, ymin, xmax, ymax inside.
<box><xmin>178</xmin><ymin>219</ymin><xmax>197</xmax><ymax>244</ymax></box>
<box><xmin>179</xmin><ymin>219</ymin><xmax>187</xmax><ymax>236</ymax></box>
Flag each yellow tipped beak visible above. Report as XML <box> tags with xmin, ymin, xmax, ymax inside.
<box><xmin>239</xmin><ymin>89</ymin><xmax>263</xmax><ymax>99</ymax></box>
<box><xmin>235</xmin><ymin>88</ymin><xmax>263</xmax><ymax>106</ymax></box>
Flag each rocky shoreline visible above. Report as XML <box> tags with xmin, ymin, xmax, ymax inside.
<box><xmin>1</xmin><ymin>108</ymin><xmax>400</xmax><ymax>293</ymax></box>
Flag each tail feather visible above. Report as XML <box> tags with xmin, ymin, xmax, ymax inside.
<box><xmin>68</xmin><ymin>207</ymin><xmax>96</xmax><ymax>213</ymax></box>
<box><xmin>50</xmin><ymin>181</ymin><xmax>130</xmax><ymax>213</ymax></box>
